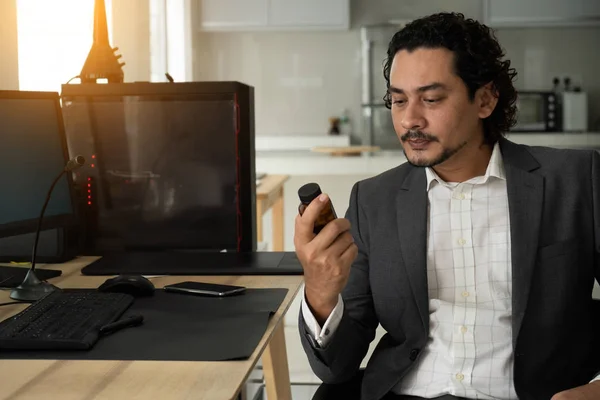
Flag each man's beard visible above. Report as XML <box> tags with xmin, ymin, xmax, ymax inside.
<box><xmin>400</xmin><ymin>129</ymin><xmax>466</xmax><ymax>168</ymax></box>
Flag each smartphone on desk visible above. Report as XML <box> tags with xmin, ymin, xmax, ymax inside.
<box><xmin>164</xmin><ymin>281</ymin><xmax>246</xmax><ymax>297</ymax></box>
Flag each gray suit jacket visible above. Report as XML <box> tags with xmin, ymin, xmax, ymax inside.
<box><xmin>299</xmin><ymin>138</ymin><xmax>600</xmax><ymax>400</ymax></box>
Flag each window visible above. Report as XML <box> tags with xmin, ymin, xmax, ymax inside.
<box><xmin>149</xmin><ymin>0</ymin><xmax>168</xmax><ymax>82</ymax></box>
<box><xmin>149</xmin><ymin>0</ymin><xmax>192</xmax><ymax>82</ymax></box>
<box><xmin>17</xmin><ymin>0</ymin><xmax>113</xmax><ymax>92</ymax></box>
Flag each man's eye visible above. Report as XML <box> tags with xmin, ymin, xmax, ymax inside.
<box><xmin>393</xmin><ymin>99</ymin><xmax>405</xmax><ymax>105</ymax></box>
<box><xmin>424</xmin><ymin>98</ymin><xmax>440</xmax><ymax>103</ymax></box>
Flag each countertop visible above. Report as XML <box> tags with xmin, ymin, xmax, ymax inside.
<box><xmin>504</xmin><ymin>132</ymin><xmax>600</xmax><ymax>148</ymax></box>
<box><xmin>256</xmin><ymin>133</ymin><xmax>600</xmax><ymax>176</ymax></box>
<box><xmin>256</xmin><ymin>149</ymin><xmax>407</xmax><ymax>175</ymax></box>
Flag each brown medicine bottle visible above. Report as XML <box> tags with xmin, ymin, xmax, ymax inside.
<box><xmin>298</xmin><ymin>183</ymin><xmax>337</xmax><ymax>234</ymax></box>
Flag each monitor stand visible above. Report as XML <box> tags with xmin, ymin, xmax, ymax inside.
<box><xmin>0</xmin><ymin>228</ymin><xmax>78</xmax><ymax>264</ymax></box>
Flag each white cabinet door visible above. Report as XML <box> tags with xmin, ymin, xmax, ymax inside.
<box><xmin>579</xmin><ymin>0</ymin><xmax>600</xmax><ymax>20</ymax></box>
<box><xmin>198</xmin><ymin>0</ymin><xmax>268</xmax><ymax>29</ymax></box>
<box><xmin>268</xmin><ymin>0</ymin><xmax>349</xmax><ymax>28</ymax></box>
<box><xmin>484</xmin><ymin>0</ymin><xmax>600</xmax><ymax>27</ymax></box>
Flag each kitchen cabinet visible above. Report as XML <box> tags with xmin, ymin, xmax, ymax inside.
<box><xmin>483</xmin><ymin>0</ymin><xmax>600</xmax><ymax>27</ymax></box>
<box><xmin>197</xmin><ymin>0</ymin><xmax>349</xmax><ymax>31</ymax></box>
<box><xmin>198</xmin><ymin>0</ymin><xmax>269</xmax><ymax>29</ymax></box>
<box><xmin>268</xmin><ymin>0</ymin><xmax>348</xmax><ymax>29</ymax></box>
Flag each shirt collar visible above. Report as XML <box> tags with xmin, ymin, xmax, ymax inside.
<box><xmin>425</xmin><ymin>141</ymin><xmax>506</xmax><ymax>191</ymax></box>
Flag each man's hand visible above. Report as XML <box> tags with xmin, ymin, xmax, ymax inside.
<box><xmin>294</xmin><ymin>193</ymin><xmax>358</xmax><ymax>326</ymax></box>
<box><xmin>552</xmin><ymin>381</ymin><xmax>600</xmax><ymax>400</ymax></box>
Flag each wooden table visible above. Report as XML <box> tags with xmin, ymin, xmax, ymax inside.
<box><xmin>0</xmin><ymin>257</ymin><xmax>304</xmax><ymax>400</ymax></box>
<box><xmin>256</xmin><ymin>175</ymin><xmax>289</xmax><ymax>251</ymax></box>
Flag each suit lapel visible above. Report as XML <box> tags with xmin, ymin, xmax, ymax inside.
<box><xmin>500</xmin><ymin>139</ymin><xmax>544</xmax><ymax>345</ymax></box>
<box><xmin>395</xmin><ymin>167</ymin><xmax>429</xmax><ymax>332</ymax></box>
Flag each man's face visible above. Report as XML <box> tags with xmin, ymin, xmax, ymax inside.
<box><xmin>388</xmin><ymin>47</ymin><xmax>487</xmax><ymax>168</ymax></box>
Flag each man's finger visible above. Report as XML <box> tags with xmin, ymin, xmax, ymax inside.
<box><xmin>312</xmin><ymin>220</ymin><xmax>352</xmax><ymax>252</ymax></box>
<box><xmin>294</xmin><ymin>213</ymin><xmax>314</xmax><ymax>248</ymax></box>
<box><xmin>295</xmin><ymin>193</ymin><xmax>332</xmax><ymax>243</ymax></box>
<box><xmin>339</xmin><ymin>242</ymin><xmax>358</xmax><ymax>266</ymax></box>
<box><xmin>327</xmin><ymin>231</ymin><xmax>355</xmax><ymax>257</ymax></box>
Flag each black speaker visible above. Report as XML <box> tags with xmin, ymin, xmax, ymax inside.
<box><xmin>0</xmin><ymin>227</ymin><xmax>80</xmax><ymax>263</ymax></box>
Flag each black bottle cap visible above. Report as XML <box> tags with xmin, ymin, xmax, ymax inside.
<box><xmin>298</xmin><ymin>183</ymin><xmax>322</xmax><ymax>204</ymax></box>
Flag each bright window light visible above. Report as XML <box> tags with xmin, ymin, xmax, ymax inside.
<box><xmin>17</xmin><ymin>0</ymin><xmax>113</xmax><ymax>93</ymax></box>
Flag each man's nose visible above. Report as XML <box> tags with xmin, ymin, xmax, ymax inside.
<box><xmin>400</xmin><ymin>102</ymin><xmax>426</xmax><ymax>131</ymax></box>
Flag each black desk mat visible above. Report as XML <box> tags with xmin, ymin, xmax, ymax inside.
<box><xmin>0</xmin><ymin>288</ymin><xmax>288</xmax><ymax>362</ymax></box>
<box><xmin>80</xmin><ymin>251</ymin><xmax>304</xmax><ymax>276</ymax></box>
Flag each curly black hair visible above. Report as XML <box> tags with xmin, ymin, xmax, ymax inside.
<box><xmin>383</xmin><ymin>12</ymin><xmax>518</xmax><ymax>144</ymax></box>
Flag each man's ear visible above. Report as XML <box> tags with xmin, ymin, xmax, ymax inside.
<box><xmin>477</xmin><ymin>82</ymin><xmax>499</xmax><ymax>119</ymax></box>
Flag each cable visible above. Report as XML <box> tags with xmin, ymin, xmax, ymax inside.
<box><xmin>0</xmin><ymin>301</ymin><xmax>27</xmax><ymax>307</ymax></box>
<box><xmin>66</xmin><ymin>75</ymin><xmax>80</xmax><ymax>84</ymax></box>
<box><xmin>31</xmin><ymin>170</ymin><xmax>67</xmax><ymax>272</ymax></box>
<box><xmin>0</xmin><ymin>275</ymin><xmax>14</xmax><ymax>287</ymax></box>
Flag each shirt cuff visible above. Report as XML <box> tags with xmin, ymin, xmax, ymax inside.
<box><xmin>591</xmin><ymin>373</ymin><xmax>600</xmax><ymax>383</ymax></box>
<box><xmin>300</xmin><ymin>286</ymin><xmax>344</xmax><ymax>348</ymax></box>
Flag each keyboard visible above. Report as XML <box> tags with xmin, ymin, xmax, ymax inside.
<box><xmin>0</xmin><ymin>290</ymin><xmax>134</xmax><ymax>351</ymax></box>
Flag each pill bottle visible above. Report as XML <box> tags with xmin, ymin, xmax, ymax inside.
<box><xmin>298</xmin><ymin>182</ymin><xmax>337</xmax><ymax>234</ymax></box>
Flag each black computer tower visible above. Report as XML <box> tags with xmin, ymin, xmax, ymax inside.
<box><xmin>61</xmin><ymin>82</ymin><xmax>256</xmax><ymax>254</ymax></box>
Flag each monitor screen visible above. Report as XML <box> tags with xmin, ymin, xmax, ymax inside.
<box><xmin>0</xmin><ymin>92</ymin><xmax>75</xmax><ymax>238</ymax></box>
<box><xmin>61</xmin><ymin>83</ymin><xmax>254</xmax><ymax>253</ymax></box>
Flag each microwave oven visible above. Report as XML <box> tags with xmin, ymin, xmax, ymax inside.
<box><xmin>511</xmin><ymin>90</ymin><xmax>588</xmax><ymax>133</ymax></box>
<box><xmin>512</xmin><ymin>91</ymin><xmax>560</xmax><ymax>132</ymax></box>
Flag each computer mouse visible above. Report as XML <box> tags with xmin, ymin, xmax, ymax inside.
<box><xmin>98</xmin><ymin>274</ymin><xmax>155</xmax><ymax>297</ymax></box>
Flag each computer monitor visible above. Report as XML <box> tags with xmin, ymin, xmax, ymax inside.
<box><xmin>61</xmin><ymin>82</ymin><xmax>256</xmax><ymax>254</ymax></box>
<box><xmin>0</xmin><ymin>91</ymin><xmax>77</xmax><ymax>241</ymax></box>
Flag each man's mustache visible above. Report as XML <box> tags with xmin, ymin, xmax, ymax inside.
<box><xmin>400</xmin><ymin>130</ymin><xmax>438</xmax><ymax>142</ymax></box>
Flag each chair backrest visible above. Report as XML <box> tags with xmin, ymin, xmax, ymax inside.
<box><xmin>591</xmin><ymin>298</ymin><xmax>600</xmax><ymax>376</ymax></box>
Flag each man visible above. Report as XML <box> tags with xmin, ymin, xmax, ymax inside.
<box><xmin>294</xmin><ymin>12</ymin><xmax>600</xmax><ymax>400</ymax></box>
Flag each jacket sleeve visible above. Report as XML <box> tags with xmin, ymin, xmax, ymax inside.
<box><xmin>301</xmin><ymin>290</ymin><xmax>344</xmax><ymax>347</ymax></box>
<box><xmin>298</xmin><ymin>180</ymin><xmax>379</xmax><ymax>384</ymax></box>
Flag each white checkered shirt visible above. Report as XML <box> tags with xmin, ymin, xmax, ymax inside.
<box><xmin>391</xmin><ymin>142</ymin><xmax>516</xmax><ymax>399</ymax></box>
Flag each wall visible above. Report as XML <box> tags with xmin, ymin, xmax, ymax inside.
<box><xmin>194</xmin><ymin>30</ymin><xmax>362</xmax><ymax>137</ymax></box>
<box><xmin>0</xmin><ymin>0</ymin><xmax>20</xmax><ymax>90</ymax></box>
<box><xmin>112</xmin><ymin>0</ymin><xmax>151</xmax><ymax>82</ymax></box>
<box><xmin>495</xmin><ymin>27</ymin><xmax>600</xmax><ymax>131</ymax></box>
<box><xmin>197</xmin><ymin>3</ymin><xmax>600</xmax><ymax>138</ymax></box>
<box><xmin>191</xmin><ymin>0</ymin><xmax>484</xmax><ymax>139</ymax></box>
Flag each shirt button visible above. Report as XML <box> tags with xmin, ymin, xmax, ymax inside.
<box><xmin>324</xmin><ymin>328</ymin><xmax>330</xmax><ymax>335</ymax></box>
<box><xmin>460</xmin><ymin>326</ymin><xmax>468</xmax><ymax>334</ymax></box>
<box><xmin>409</xmin><ymin>348</ymin><xmax>420</xmax><ymax>361</ymax></box>
<box><xmin>461</xmin><ymin>291</ymin><xmax>470</xmax><ymax>298</ymax></box>
<box><xmin>458</xmin><ymin>238</ymin><xmax>466</xmax><ymax>246</ymax></box>
<box><xmin>456</xmin><ymin>373</ymin><xmax>464</xmax><ymax>382</ymax></box>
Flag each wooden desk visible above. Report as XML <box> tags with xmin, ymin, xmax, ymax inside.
<box><xmin>256</xmin><ymin>175</ymin><xmax>289</xmax><ymax>251</ymax></box>
<box><xmin>0</xmin><ymin>257</ymin><xmax>304</xmax><ymax>400</ymax></box>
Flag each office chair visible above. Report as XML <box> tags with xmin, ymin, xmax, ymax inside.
<box><xmin>311</xmin><ymin>299</ymin><xmax>600</xmax><ymax>400</ymax></box>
